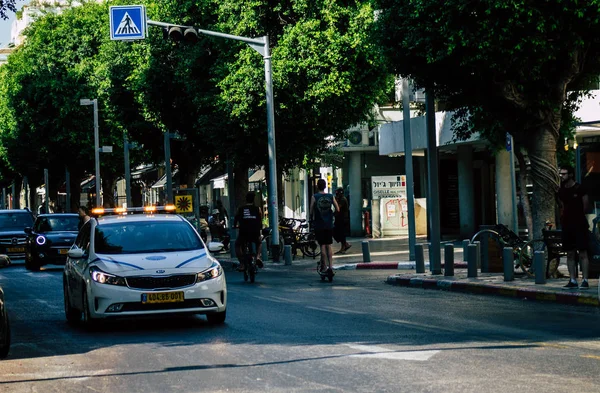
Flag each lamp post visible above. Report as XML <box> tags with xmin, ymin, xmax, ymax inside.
<box><xmin>80</xmin><ymin>98</ymin><xmax>101</xmax><ymax>207</ymax></box>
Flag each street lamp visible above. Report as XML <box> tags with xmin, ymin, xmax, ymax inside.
<box><xmin>80</xmin><ymin>98</ymin><xmax>101</xmax><ymax>207</ymax></box>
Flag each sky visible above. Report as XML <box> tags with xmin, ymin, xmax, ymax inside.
<box><xmin>1</xmin><ymin>0</ymin><xmax>31</xmax><ymax>47</ymax></box>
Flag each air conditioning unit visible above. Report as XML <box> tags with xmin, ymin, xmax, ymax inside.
<box><xmin>347</xmin><ymin>130</ymin><xmax>365</xmax><ymax>146</ymax></box>
<box><xmin>413</xmin><ymin>88</ymin><xmax>426</xmax><ymax>102</ymax></box>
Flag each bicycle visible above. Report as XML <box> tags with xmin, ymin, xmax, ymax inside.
<box><xmin>278</xmin><ymin>217</ymin><xmax>321</xmax><ymax>259</ymax></box>
<box><xmin>471</xmin><ymin>222</ymin><xmax>559</xmax><ymax>278</ymax></box>
<box><xmin>471</xmin><ymin>224</ymin><xmax>533</xmax><ymax>276</ymax></box>
<box><xmin>238</xmin><ymin>239</ymin><xmax>258</xmax><ymax>283</ymax></box>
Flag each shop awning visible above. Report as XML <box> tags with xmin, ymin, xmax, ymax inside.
<box><xmin>249</xmin><ymin>169</ymin><xmax>265</xmax><ymax>183</ymax></box>
<box><xmin>211</xmin><ymin>174</ymin><xmax>227</xmax><ymax>189</ymax></box>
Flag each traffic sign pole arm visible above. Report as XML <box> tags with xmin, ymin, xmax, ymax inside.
<box><xmin>146</xmin><ymin>20</ymin><xmax>265</xmax><ymax>46</ymax></box>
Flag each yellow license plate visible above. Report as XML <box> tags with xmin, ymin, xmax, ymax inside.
<box><xmin>142</xmin><ymin>292</ymin><xmax>184</xmax><ymax>304</ymax></box>
<box><xmin>59</xmin><ymin>249</ymin><xmax>69</xmax><ymax>255</ymax></box>
<box><xmin>7</xmin><ymin>247</ymin><xmax>24</xmax><ymax>253</ymax></box>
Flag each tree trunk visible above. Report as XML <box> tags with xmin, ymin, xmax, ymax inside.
<box><xmin>528</xmin><ymin>128</ymin><xmax>559</xmax><ymax>241</ymax></box>
<box><xmin>515</xmin><ymin>148</ymin><xmax>533</xmax><ymax>239</ymax></box>
<box><xmin>102</xmin><ymin>174</ymin><xmax>117</xmax><ymax>208</ymax></box>
<box><xmin>233</xmin><ymin>164</ymin><xmax>249</xmax><ymax>210</ymax></box>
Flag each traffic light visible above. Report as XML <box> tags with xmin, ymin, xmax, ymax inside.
<box><xmin>163</xmin><ymin>26</ymin><xmax>199</xmax><ymax>43</ymax></box>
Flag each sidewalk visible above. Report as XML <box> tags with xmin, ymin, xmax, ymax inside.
<box><xmin>216</xmin><ymin>234</ymin><xmax>600</xmax><ymax>307</ymax></box>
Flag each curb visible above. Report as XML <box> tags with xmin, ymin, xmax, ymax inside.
<box><xmin>386</xmin><ymin>275</ymin><xmax>600</xmax><ymax>307</ymax></box>
<box><xmin>333</xmin><ymin>262</ymin><xmax>469</xmax><ymax>271</ymax></box>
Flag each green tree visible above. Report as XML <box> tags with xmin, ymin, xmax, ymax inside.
<box><xmin>0</xmin><ymin>2</ymin><xmax>137</xmax><ymax>209</ymax></box>
<box><xmin>133</xmin><ymin>0</ymin><xmax>391</xmax><ymax>204</ymax></box>
<box><xmin>0</xmin><ymin>0</ymin><xmax>18</xmax><ymax>20</ymax></box>
<box><xmin>376</xmin><ymin>0</ymin><xmax>600</xmax><ymax>239</ymax></box>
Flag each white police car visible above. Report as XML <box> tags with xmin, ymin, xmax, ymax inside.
<box><xmin>62</xmin><ymin>206</ymin><xmax>226</xmax><ymax>326</ymax></box>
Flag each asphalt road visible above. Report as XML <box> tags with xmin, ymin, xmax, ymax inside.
<box><xmin>1</xmin><ymin>261</ymin><xmax>600</xmax><ymax>393</ymax></box>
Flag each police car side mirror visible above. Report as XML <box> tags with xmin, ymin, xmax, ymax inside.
<box><xmin>207</xmin><ymin>242</ymin><xmax>224</xmax><ymax>253</ymax></box>
<box><xmin>67</xmin><ymin>248</ymin><xmax>86</xmax><ymax>259</ymax></box>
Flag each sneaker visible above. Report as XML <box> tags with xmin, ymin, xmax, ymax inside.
<box><xmin>580</xmin><ymin>281</ymin><xmax>590</xmax><ymax>290</ymax></box>
<box><xmin>256</xmin><ymin>258</ymin><xmax>264</xmax><ymax>269</ymax></box>
<box><xmin>562</xmin><ymin>280</ymin><xmax>579</xmax><ymax>289</ymax></box>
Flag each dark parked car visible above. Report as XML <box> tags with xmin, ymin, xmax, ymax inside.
<box><xmin>25</xmin><ymin>213</ymin><xmax>79</xmax><ymax>271</ymax></box>
<box><xmin>0</xmin><ymin>209</ymin><xmax>35</xmax><ymax>260</ymax></box>
<box><xmin>0</xmin><ymin>286</ymin><xmax>9</xmax><ymax>359</ymax></box>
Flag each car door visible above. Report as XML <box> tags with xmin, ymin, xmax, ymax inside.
<box><xmin>67</xmin><ymin>221</ymin><xmax>91</xmax><ymax>309</ymax></box>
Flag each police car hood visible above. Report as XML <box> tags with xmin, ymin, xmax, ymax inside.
<box><xmin>91</xmin><ymin>249</ymin><xmax>215</xmax><ymax>274</ymax></box>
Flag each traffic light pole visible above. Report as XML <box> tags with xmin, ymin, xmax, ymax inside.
<box><xmin>147</xmin><ymin>20</ymin><xmax>281</xmax><ymax>258</ymax></box>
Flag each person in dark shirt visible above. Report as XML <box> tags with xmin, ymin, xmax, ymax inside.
<box><xmin>557</xmin><ymin>165</ymin><xmax>590</xmax><ymax>289</ymax></box>
<box><xmin>310</xmin><ymin>179</ymin><xmax>340</xmax><ymax>273</ymax></box>
<box><xmin>234</xmin><ymin>192</ymin><xmax>263</xmax><ymax>272</ymax></box>
<box><xmin>333</xmin><ymin>187</ymin><xmax>351</xmax><ymax>254</ymax></box>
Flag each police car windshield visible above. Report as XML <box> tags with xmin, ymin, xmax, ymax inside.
<box><xmin>94</xmin><ymin>220</ymin><xmax>203</xmax><ymax>254</ymax></box>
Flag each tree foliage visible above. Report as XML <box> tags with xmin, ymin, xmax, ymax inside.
<box><xmin>376</xmin><ymin>0</ymin><xmax>600</xmax><ymax>237</ymax></box>
<box><xmin>0</xmin><ymin>0</ymin><xmax>391</xmax><ymax>208</ymax></box>
<box><xmin>0</xmin><ymin>0</ymin><xmax>17</xmax><ymax>20</ymax></box>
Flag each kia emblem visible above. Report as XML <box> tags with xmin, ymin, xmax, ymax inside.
<box><xmin>156</xmin><ymin>270</ymin><xmax>165</xmax><ymax>274</ymax></box>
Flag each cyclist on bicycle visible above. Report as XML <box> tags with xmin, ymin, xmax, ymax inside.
<box><xmin>234</xmin><ymin>191</ymin><xmax>264</xmax><ymax>272</ymax></box>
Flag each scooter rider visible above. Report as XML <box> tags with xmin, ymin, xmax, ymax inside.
<box><xmin>234</xmin><ymin>191</ymin><xmax>264</xmax><ymax>272</ymax></box>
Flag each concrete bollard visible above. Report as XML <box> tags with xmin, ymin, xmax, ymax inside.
<box><xmin>534</xmin><ymin>251</ymin><xmax>546</xmax><ymax>284</ymax></box>
<box><xmin>503</xmin><ymin>247</ymin><xmax>514</xmax><ymax>282</ymax></box>
<box><xmin>444</xmin><ymin>244</ymin><xmax>454</xmax><ymax>277</ymax></box>
<box><xmin>362</xmin><ymin>241</ymin><xmax>371</xmax><ymax>263</ymax></box>
<box><xmin>261</xmin><ymin>240</ymin><xmax>268</xmax><ymax>262</ymax></box>
<box><xmin>415</xmin><ymin>244</ymin><xmax>425</xmax><ymax>273</ymax></box>
<box><xmin>467</xmin><ymin>244</ymin><xmax>478</xmax><ymax>278</ymax></box>
<box><xmin>284</xmin><ymin>244</ymin><xmax>292</xmax><ymax>266</ymax></box>
<box><xmin>230</xmin><ymin>239</ymin><xmax>236</xmax><ymax>259</ymax></box>
<box><xmin>473</xmin><ymin>241</ymin><xmax>481</xmax><ymax>269</ymax></box>
<box><xmin>462</xmin><ymin>239</ymin><xmax>470</xmax><ymax>262</ymax></box>
<box><xmin>480</xmin><ymin>234</ymin><xmax>489</xmax><ymax>273</ymax></box>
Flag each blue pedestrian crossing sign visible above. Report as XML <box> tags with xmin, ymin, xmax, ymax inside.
<box><xmin>109</xmin><ymin>5</ymin><xmax>146</xmax><ymax>41</ymax></box>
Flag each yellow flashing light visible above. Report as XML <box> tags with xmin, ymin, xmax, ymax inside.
<box><xmin>165</xmin><ymin>204</ymin><xmax>176</xmax><ymax>212</ymax></box>
<box><xmin>144</xmin><ymin>206</ymin><xmax>157</xmax><ymax>213</ymax></box>
<box><xmin>91</xmin><ymin>208</ymin><xmax>105</xmax><ymax>215</ymax></box>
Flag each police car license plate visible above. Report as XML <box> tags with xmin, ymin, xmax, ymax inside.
<box><xmin>142</xmin><ymin>292</ymin><xmax>184</xmax><ymax>304</ymax></box>
<box><xmin>7</xmin><ymin>247</ymin><xmax>24</xmax><ymax>253</ymax></box>
<box><xmin>59</xmin><ymin>249</ymin><xmax>69</xmax><ymax>255</ymax></box>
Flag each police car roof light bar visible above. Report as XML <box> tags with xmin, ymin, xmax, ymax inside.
<box><xmin>91</xmin><ymin>205</ymin><xmax>176</xmax><ymax>216</ymax></box>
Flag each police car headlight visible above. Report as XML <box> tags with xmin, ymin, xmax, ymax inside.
<box><xmin>197</xmin><ymin>262</ymin><xmax>222</xmax><ymax>282</ymax></box>
<box><xmin>36</xmin><ymin>236</ymin><xmax>46</xmax><ymax>246</ymax></box>
<box><xmin>90</xmin><ymin>266</ymin><xmax>126</xmax><ymax>286</ymax></box>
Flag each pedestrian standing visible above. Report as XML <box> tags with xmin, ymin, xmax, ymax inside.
<box><xmin>557</xmin><ymin>165</ymin><xmax>591</xmax><ymax>289</ymax></box>
<box><xmin>310</xmin><ymin>179</ymin><xmax>340</xmax><ymax>272</ymax></box>
<box><xmin>77</xmin><ymin>206</ymin><xmax>91</xmax><ymax>231</ymax></box>
<box><xmin>334</xmin><ymin>187</ymin><xmax>351</xmax><ymax>254</ymax></box>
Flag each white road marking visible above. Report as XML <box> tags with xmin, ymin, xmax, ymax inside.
<box><xmin>26</xmin><ymin>273</ymin><xmax>53</xmax><ymax>278</ymax></box>
<box><xmin>388</xmin><ymin>318</ymin><xmax>464</xmax><ymax>333</ymax></box>
<box><xmin>305</xmin><ymin>306</ymin><xmax>347</xmax><ymax>315</ymax></box>
<box><xmin>347</xmin><ymin>344</ymin><xmax>439</xmax><ymax>361</ymax></box>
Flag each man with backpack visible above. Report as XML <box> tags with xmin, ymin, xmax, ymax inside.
<box><xmin>310</xmin><ymin>179</ymin><xmax>340</xmax><ymax>273</ymax></box>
